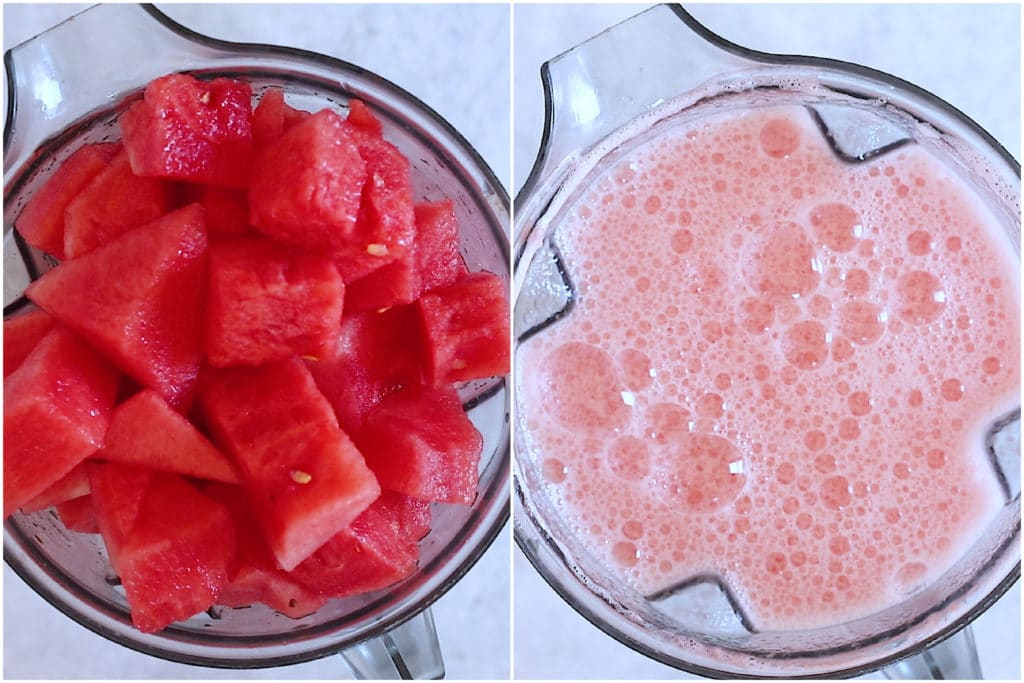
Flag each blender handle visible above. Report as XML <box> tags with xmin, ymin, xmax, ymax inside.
<box><xmin>3</xmin><ymin>3</ymin><xmax>230</xmax><ymax>178</ymax></box>
<box><xmin>519</xmin><ymin>4</ymin><xmax>757</xmax><ymax>205</ymax></box>
<box><xmin>338</xmin><ymin>608</ymin><xmax>446</xmax><ymax>680</ymax></box>
<box><xmin>881</xmin><ymin>624</ymin><xmax>983</xmax><ymax>679</ymax></box>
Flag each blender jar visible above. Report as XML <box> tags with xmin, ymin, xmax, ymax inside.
<box><xmin>513</xmin><ymin>4</ymin><xmax>1019</xmax><ymax>679</ymax></box>
<box><xmin>3</xmin><ymin>4</ymin><xmax>510</xmax><ymax>678</ymax></box>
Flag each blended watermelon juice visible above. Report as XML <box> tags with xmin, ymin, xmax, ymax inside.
<box><xmin>517</xmin><ymin>105</ymin><xmax>1019</xmax><ymax>630</ymax></box>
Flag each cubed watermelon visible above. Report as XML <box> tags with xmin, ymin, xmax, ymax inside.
<box><xmin>178</xmin><ymin>185</ymin><xmax>251</xmax><ymax>237</ymax></box>
<box><xmin>413</xmin><ymin>200</ymin><xmax>469</xmax><ymax>293</ymax></box>
<box><xmin>206</xmin><ymin>237</ymin><xmax>345</xmax><ymax>367</ymax></box>
<box><xmin>290</xmin><ymin>491</ymin><xmax>431</xmax><ymax>598</ymax></box>
<box><xmin>26</xmin><ymin>203</ymin><xmax>208</xmax><ymax>410</ymax></box>
<box><xmin>249</xmin><ymin>110</ymin><xmax>366</xmax><ymax>252</ymax></box>
<box><xmin>120</xmin><ymin>74</ymin><xmax>254</xmax><ymax>188</ymax></box>
<box><xmin>345</xmin><ymin>99</ymin><xmax>384</xmax><ymax>138</ymax></box>
<box><xmin>4</xmin><ymin>328</ymin><xmax>120</xmax><ymax>517</ymax></box>
<box><xmin>115</xmin><ymin>473</ymin><xmax>235</xmax><ymax>632</ymax></box>
<box><xmin>198</xmin><ymin>359</ymin><xmax>381</xmax><ymax>571</ymax></box>
<box><xmin>55</xmin><ymin>495</ymin><xmax>100</xmax><ymax>534</ymax></box>
<box><xmin>63</xmin><ymin>149</ymin><xmax>173</xmax><ymax>258</ymax></box>
<box><xmin>20</xmin><ymin>462</ymin><xmax>91</xmax><ymax>513</ymax></box>
<box><xmin>358</xmin><ymin>385</ymin><xmax>482</xmax><ymax>505</ymax></box>
<box><xmin>332</xmin><ymin>132</ymin><xmax>416</xmax><ymax>283</ymax></box>
<box><xmin>252</xmin><ymin>87</ymin><xmax>311</xmax><ymax>148</ymax></box>
<box><xmin>416</xmin><ymin>271</ymin><xmax>510</xmax><ymax>385</ymax></box>
<box><xmin>206</xmin><ymin>483</ymin><xmax>327</xmax><ymax>618</ymax></box>
<box><xmin>4</xmin><ymin>309</ymin><xmax>55</xmax><ymax>377</ymax></box>
<box><xmin>101</xmin><ymin>390</ymin><xmax>241</xmax><ymax>484</ymax></box>
<box><xmin>14</xmin><ymin>142</ymin><xmax>120</xmax><ymax>259</ymax></box>
<box><xmin>306</xmin><ymin>305</ymin><xmax>423</xmax><ymax>435</ymax></box>
<box><xmin>88</xmin><ymin>462</ymin><xmax>157</xmax><ymax>574</ymax></box>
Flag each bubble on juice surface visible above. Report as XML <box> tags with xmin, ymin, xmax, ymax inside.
<box><xmin>695</xmin><ymin>392</ymin><xmax>725</xmax><ymax>419</ymax></box>
<box><xmin>821</xmin><ymin>476</ymin><xmax>853</xmax><ymax>509</ymax></box>
<box><xmin>781</xmin><ymin>320</ymin><xmax>830</xmax><ymax>370</ymax></box>
<box><xmin>895</xmin><ymin>270</ymin><xmax>946</xmax><ymax>325</ymax></box>
<box><xmin>940</xmin><ymin>378</ymin><xmax>964</xmax><ymax>402</ymax></box>
<box><xmin>838</xmin><ymin>301</ymin><xmax>887</xmax><ymax>345</ymax></box>
<box><xmin>656</xmin><ymin>432</ymin><xmax>747</xmax><ymax>512</ymax></box>
<box><xmin>739</xmin><ymin>297</ymin><xmax>775</xmax><ymax>334</ymax></box>
<box><xmin>907</xmin><ymin>230</ymin><xmax>934</xmax><ymax>255</ymax></box>
<box><xmin>844</xmin><ymin>269</ymin><xmax>870</xmax><ymax>297</ymax></box>
<box><xmin>893</xmin><ymin>561</ymin><xmax>928</xmax><ymax>596</ymax></box>
<box><xmin>759</xmin><ymin>117</ymin><xmax>801</xmax><ymax>158</ymax></box>
<box><xmin>742</xmin><ymin>222</ymin><xmax>821</xmax><ymax>302</ymax></box>
<box><xmin>542</xmin><ymin>458</ymin><xmax>568</xmax><ymax>484</ymax></box>
<box><xmin>541</xmin><ymin>342</ymin><xmax>631</xmax><ymax>431</ymax></box>
<box><xmin>645</xmin><ymin>402</ymin><xmax>690</xmax><ymax>444</ymax></box>
<box><xmin>607</xmin><ymin>436</ymin><xmax>650</xmax><ymax>482</ymax></box>
<box><xmin>810</xmin><ymin>202</ymin><xmax>862</xmax><ymax>253</ymax></box>
<box><xmin>619</xmin><ymin>348</ymin><xmax>655</xmax><ymax>390</ymax></box>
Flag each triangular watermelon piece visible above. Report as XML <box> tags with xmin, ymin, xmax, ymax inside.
<box><xmin>63</xmin><ymin>149</ymin><xmax>174</xmax><ymax>258</ymax></box>
<box><xmin>177</xmin><ymin>184</ymin><xmax>251</xmax><ymax>237</ymax></box>
<box><xmin>305</xmin><ymin>305</ymin><xmax>423</xmax><ymax>436</ymax></box>
<box><xmin>290</xmin><ymin>491</ymin><xmax>430</xmax><ymax>598</ymax></box>
<box><xmin>413</xmin><ymin>199</ymin><xmax>469</xmax><ymax>294</ymax></box>
<box><xmin>4</xmin><ymin>328</ymin><xmax>120</xmax><ymax>517</ymax></box>
<box><xmin>101</xmin><ymin>389</ymin><xmax>241</xmax><ymax>484</ymax></box>
<box><xmin>15</xmin><ymin>142</ymin><xmax>120</xmax><ymax>259</ymax></box>
<box><xmin>115</xmin><ymin>473</ymin><xmax>235</xmax><ymax>632</ymax></box>
<box><xmin>358</xmin><ymin>384</ymin><xmax>483</xmax><ymax>505</ymax></box>
<box><xmin>55</xmin><ymin>495</ymin><xmax>100</xmax><ymax>534</ymax></box>
<box><xmin>4</xmin><ymin>309</ymin><xmax>55</xmax><ymax>377</ymax></box>
<box><xmin>198</xmin><ymin>359</ymin><xmax>381</xmax><ymax>571</ymax></box>
<box><xmin>26</xmin><ymin>203</ymin><xmax>208</xmax><ymax>410</ymax></box>
<box><xmin>345</xmin><ymin>99</ymin><xmax>383</xmax><ymax>137</ymax></box>
<box><xmin>252</xmin><ymin>87</ymin><xmax>311</xmax><ymax>150</ymax></box>
<box><xmin>88</xmin><ymin>462</ymin><xmax>158</xmax><ymax>574</ymax></box>
<box><xmin>20</xmin><ymin>462</ymin><xmax>91</xmax><ymax>513</ymax></box>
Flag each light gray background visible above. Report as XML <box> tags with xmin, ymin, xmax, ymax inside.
<box><xmin>2</xmin><ymin>3</ymin><xmax>510</xmax><ymax>679</ymax></box>
<box><xmin>513</xmin><ymin>3</ymin><xmax>1021</xmax><ymax>680</ymax></box>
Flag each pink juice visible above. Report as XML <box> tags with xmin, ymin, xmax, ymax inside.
<box><xmin>517</xmin><ymin>105</ymin><xmax>1020</xmax><ymax>630</ymax></box>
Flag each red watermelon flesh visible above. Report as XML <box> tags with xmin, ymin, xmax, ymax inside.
<box><xmin>333</xmin><ymin>132</ymin><xmax>416</xmax><ymax>283</ymax></box>
<box><xmin>116</xmin><ymin>473</ymin><xmax>235</xmax><ymax>633</ymax></box>
<box><xmin>206</xmin><ymin>238</ymin><xmax>345</xmax><ymax>367</ymax></box>
<box><xmin>15</xmin><ymin>142</ymin><xmax>120</xmax><ymax>259</ymax></box>
<box><xmin>3</xmin><ymin>328</ymin><xmax>120</xmax><ymax>517</ymax></box>
<box><xmin>26</xmin><ymin>203</ymin><xmax>208</xmax><ymax>410</ymax></box>
<box><xmin>417</xmin><ymin>271</ymin><xmax>510</xmax><ymax>385</ymax></box>
<box><xmin>290</xmin><ymin>491</ymin><xmax>430</xmax><ymax>598</ymax></box>
<box><xmin>21</xmin><ymin>462</ymin><xmax>91</xmax><ymax>513</ymax></box>
<box><xmin>358</xmin><ymin>385</ymin><xmax>482</xmax><ymax>505</ymax></box>
<box><xmin>306</xmin><ymin>305</ymin><xmax>423</xmax><ymax>435</ymax></box>
<box><xmin>63</xmin><ymin>149</ymin><xmax>173</xmax><ymax>258</ymax></box>
<box><xmin>101</xmin><ymin>389</ymin><xmax>241</xmax><ymax>484</ymax></box>
<box><xmin>342</xmin><ymin>250</ymin><xmax>418</xmax><ymax>312</ymax></box>
<box><xmin>178</xmin><ymin>185</ymin><xmax>250</xmax><ymax>237</ymax></box>
<box><xmin>206</xmin><ymin>483</ymin><xmax>327</xmax><ymax>618</ymax></box>
<box><xmin>249</xmin><ymin>109</ymin><xmax>366</xmax><ymax>252</ymax></box>
<box><xmin>120</xmin><ymin>74</ymin><xmax>254</xmax><ymax>188</ymax></box>
<box><xmin>87</xmin><ymin>462</ymin><xmax>157</xmax><ymax>574</ymax></box>
<box><xmin>56</xmin><ymin>495</ymin><xmax>100</xmax><ymax>534</ymax></box>
<box><xmin>346</xmin><ymin>99</ymin><xmax>383</xmax><ymax>137</ymax></box>
<box><xmin>414</xmin><ymin>200</ymin><xmax>469</xmax><ymax>293</ymax></box>
<box><xmin>252</xmin><ymin>87</ymin><xmax>311</xmax><ymax>149</ymax></box>
<box><xmin>4</xmin><ymin>309</ymin><xmax>55</xmax><ymax>377</ymax></box>
<box><xmin>198</xmin><ymin>359</ymin><xmax>380</xmax><ymax>571</ymax></box>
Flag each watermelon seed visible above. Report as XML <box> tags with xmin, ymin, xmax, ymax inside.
<box><xmin>366</xmin><ymin>243</ymin><xmax>389</xmax><ymax>257</ymax></box>
<box><xmin>301</xmin><ymin>355</ymin><xmax>319</xmax><ymax>362</ymax></box>
<box><xmin>199</xmin><ymin>91</ymin><xmax>210</xmax><ymax>105</ymax></box>
<box><xmin>291</xmin><ymin>469</ymin><xmax>313</xmax><ymax>484</ymax></box>
<box><xmin>452</xmin><ymin>359</ymin><xmax>467</xmax><ymax>370</ymax></box>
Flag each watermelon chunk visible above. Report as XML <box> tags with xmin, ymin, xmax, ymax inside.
<box><xmin>178</xmin><ymin>185</ymin><xmax>251</xmax><ymax>237</ymax></box>
<box><xmin>120</xmin><ymin>74</ymin><xmax>254</xmax><ymax>188</ymax></box>
<box><xmin>26</xmin><ymin>203</ymin><xmax>208</xmax><ymax>410</ymax></box>
<box><xmin>20</xmin><ymin>462</ymin><xmax>91</xmax><ymax>513</ymax></box>
<box><xmin>88</xmin><ymin>462</ymin><xmax>157</xmax><ymax>574</ymax></box>
<box><xmin>15</xmin><ymin>142</ymin><xmax>120</xmax><ymax>259</ymax></box>
<box><xmin>63</xmin><ymin>149</ymin><xmax>173</xmax><ymax>258</ymax></box>
<box><xmin>3</xmin><ymin>328</ymin><xmax>119</xmax><ymax>517</ymax></box>
<box><xmin>306</xmin><ymin>305</ymin><xmax>423</xmax><ymax>435</ymax></box>
<box><xmin>4</xmin><ymin>309</ymin><xmax>55</xmax><ymax>377</ymax></box>
<box><xmin>101</xmin><ymin>389</ymin><xmax>241</xmax><ymax>484</ymax></box>
<box><xmin>249</xmin><ymin>110</ymin><xmax>366</xmax><ymax>252</ymax></box>
<box><xmin>55</xmin><ymin>495</ymin><xmax>100</xmax><ymax>534</ymax></box>
<box><xmin>252</xmin><ymin>87</ymin><xmax>311</xmax><ymax>148</ymax></box>
<box><xmin>206</xmin><ymin>238</ymin><xmax>345</xmax><ymax>367</ymax></box>
<box><xmin>413</xmin><ymin>200</ymin><xmax>469</xmax><ymax>293</ymax></box>
<box><xmin>333</xmin><ymin>132</ymin><xmax>416</xmax><ymax>283</ymax></box>
<box><xmin>346</xmin><ymin>99</ymin><xmax>384</xmax><ymax>137</ymax></box>
<box><xmin>416</xmin><ymin>271</ymin><xmax>510</xmax><ymax>385</ymax></box>
<box><xmin>358</xmin><ymin>385</ymin><xmax>482</xmax><ymax>505</ymax></box>
<box><xmin>115</xmin><ymin>473</ymin><xmax>235</xmax><ymax>632</ymax></box>
<box><xmin>206</xmin><ymin>483</ymin><xmax>327</xmax><ymax>618</ymax></box>
<box><xmin>198</xmin><ymin>359</ymin><xmax>381</xmax><ymax>571</ymax></box>
<box><xmin>290</xmin><ymin>491</ymin><xmax>430</xmax><ymax>598</ymax></box>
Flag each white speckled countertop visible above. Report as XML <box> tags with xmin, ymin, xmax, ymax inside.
<box><xmin>513</xmin><ymin>3</ymin><xmax>1020</xmax><ymax>680</ymax></box>
<box><xmin>2</xmin><ymin>4</ymin><xmax>510</xmax><ymax>679</ymax></box>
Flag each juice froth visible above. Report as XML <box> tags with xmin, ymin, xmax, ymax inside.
<box><xmin>517</xmin><ymin>105</ymin><xmax>1019</xmax><ymax>630</ymax></box>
